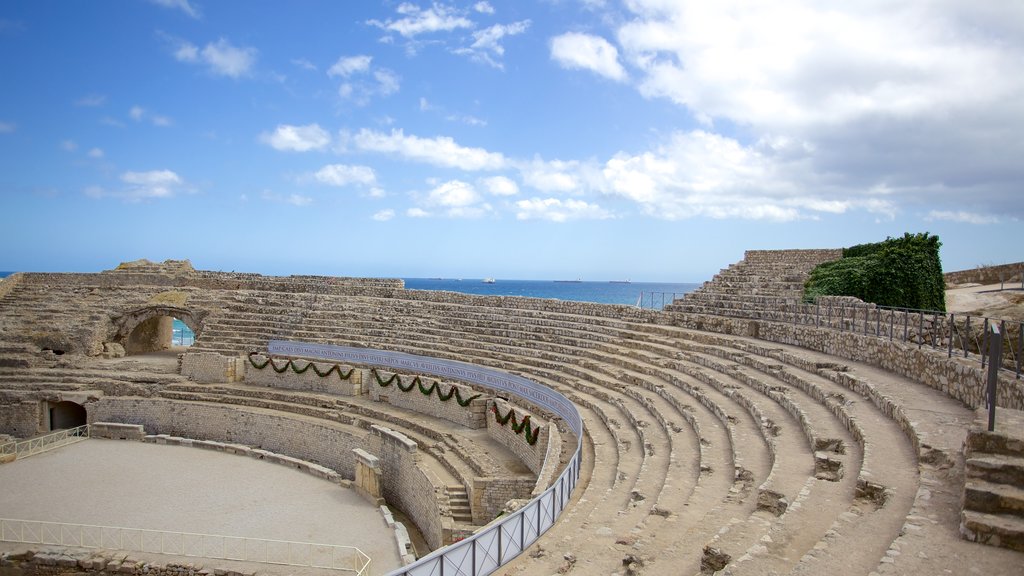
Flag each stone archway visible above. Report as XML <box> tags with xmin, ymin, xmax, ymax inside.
<box><xmin>115</xmin><ymin>305</ymin><xmax>203</xmax><ymax>355</ymax></box>
<box><xmin>49</xmin><ymin>401</ymin><xmax>86</xmax><ymax>430</ymax></box>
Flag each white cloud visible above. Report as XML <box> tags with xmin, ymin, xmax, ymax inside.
<box><xmin>0</xmin><ymin>122</ymin><xmax>14</xmax><ymax>133</ymax></box>
<box><xmin>87</xmin><ymin>169</ymin><xmax>187</xmax><ymax>201</ymax></box>
<box><xmin>260</xmin><ymin>190</ymin><xmax>313</xmax><ymax>207</ymax></box>
<box><xmin>427</xmin><ymin>180</ymin><xmax>479</xmax><ymax>207</ymax></box>
<box><xmin>60</xmin><ymin>139</ymin><xmax>77</xmax><ymax>152</ymax></box>
<box><xmin>152</xmin><ymin>115</ymin><xmax>172</xmax><ymax>127</ymax></box>
<box><xmin>291</xmin><ymin>58</ymin><xmax>317</xmax><ymax>71</ymax></box>
<box><xmin>313</xmin><ymin>164</ymin><xmax>377</xmax><ymax>187</ymax></box>
<box><xmin>328</xmin><ymin>55</ymin><xmax>372</xmax><ymax>77</ymax></box>
<box><xmin>328</xmin><ymin>56</ymin><xmax>400</xmax><ymax>104</ymax></box>
<box><xmin>519</xmin><ymin>158</ymin><xmax>585</xmax><ymax>193</ymax></box>
<box><xmin>459</xmin><ymin>20</ymin><xmax>530</xmax><ymax>67</ymax></box>
<box><xmin>260</xmin><ymin>124</ymin><xmax>331</xmax><ymax>152</ymax></box>
<box><xmin>87</xmin><ymin>148</ymin><xmax>104</xmax><ymax>159</ymax></box>
<box><xmin>74</xmin><ymin>94</ymin><xmax>105</xmax><ymax>107</ymax></box>
<box><xmin>173</xmin><ymin>41</ymin><xmax>199</xmax><ymax>62</ymax></box>
<box><xmin>609</xmin><ymin>1</ymin><xmax>1024</xmax><ymax>218</ymax></box>
<box><xmin>150</xmin><ymin>0</ymin><xmax>200</xmax><ymax>19</ymax></box>
<box><xmin>514</xmin><ymin>198</ymin><xmax>613</xmax><ymax>222</ymax></box>
<box><xmin>407</xmin><ymin>207</ymin><xmax>431</xmax><ymax>218</ymax></box>
<box><xmin>368</xmin><ymin>3</ymin><xmax>474</xmax><ymax>38</ymax></box>
<box><xmin>201</xmin><ymin>38</ymin><xmax>257</xmax><ymax>77</ymax></box>
<box><xmin>172</xmin><ymin>37</ymin><xmax>256</xmax><ymax>77</ymax></box>
<box><xmin>551</xmin><ymin>32</ymin><xmax>626</xmax><ymax>82</ymax></box>
<box><xmin>474</xmin><ymin>2</ymin><xmax>495</xmax><ymax>14</ymax></box>
<box><xmin>353</xmin><ymin>128</ymin><xmax>506</xmax><ymax>170</ymax></box>
<box><xmin>481</xmin><ymin>175</ymin><xmax>518</xmax><ymax>196</ymax></box>
<box><xmin>286</xmin><ymin>194</ymin><xmax>312</xmax><ymax>207</ymax></box>
<box><xmin>926</xmin><ymin>210</ymin><xmax>1000</xmax><ymax>225</ymax></box>
<box><xmin>129</xmin><ymin>106</ymin><xmax>145</xmax><ymax>121</ymax></box>
<box><xmin>373</xmin><ymin>209</ymin><xmax>396</xmax><ymax>221</ymax></box>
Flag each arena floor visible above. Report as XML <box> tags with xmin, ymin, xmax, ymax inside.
<box><xmin>0</xmin><ymin>439</ymin><xmax>402</xmax><ymax>574</ymax></box>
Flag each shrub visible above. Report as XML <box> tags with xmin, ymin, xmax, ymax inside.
<box><xmin>804</xmin><ymin>232</ymin><xmax>945</xmax><ymax>311</ymax></box>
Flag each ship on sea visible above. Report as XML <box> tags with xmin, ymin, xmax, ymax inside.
<box><xmin>554</xmin><ymin>278</ymin><xmax>582</xmax><ymax>283</ymax></box>
<box><xmin>483</xmin><ymin>278</ymin><xmax>496</xmax><ymax>284</ymax></box>
<box><xmin>609</xmin><ymin>279</ymin><xmax>631</xmax><ymax>284</ymax></box>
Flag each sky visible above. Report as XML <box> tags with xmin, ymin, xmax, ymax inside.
<box><xmin>0</xmin><ymin>1</ymin><xmax>1021</xmax><ymax>282</ymax></box>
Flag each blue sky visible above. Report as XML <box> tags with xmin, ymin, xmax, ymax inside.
<box><xmin>1</xmin><ymin>1</ymin><xmax>1021</xmax><ymax>282</ymax></box>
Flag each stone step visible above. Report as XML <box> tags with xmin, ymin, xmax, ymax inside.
<box><xmin>966</xmin><ymin>453</ymin><xmax>1024</xmax><ymax>486</ymax></box>
<box><xmin>963</xmin><ymin>479</ymin><xmax>1024</xmax><ymax>517</ymax></box>
<box><xmin>447</xmin><ymin>485</ymin><xmax>473</xmax><ymax>524</ymax></box>
<box><xmin>961</xmin><ymin>509</ymin><xmax>1024</xmax><ymax>552</ymax></box>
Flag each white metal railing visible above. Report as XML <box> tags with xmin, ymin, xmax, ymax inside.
<box><xmin>0</xmin><ymin>518</ymin><xmax>371</xmax><ymax>574</ymax></box>
<box><xmin>0</xmin><ymin>424</ymin><xmax>90</xmax><ymax>460</ymax></box>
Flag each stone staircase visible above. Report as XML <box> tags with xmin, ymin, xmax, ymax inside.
<box><xmin>961</xmin><ymin>410</ymin><xmax>1024</xmax><ymax>552</ymax></box>
<box><xmin>666</xmin><ymin>248</ymin><xmax>842</xmax><ymax>318</ymax></box>
<box><xmin>447</xmin><ymin>485</ymin><xmax>473</xmax><ymax>524</ymax></box>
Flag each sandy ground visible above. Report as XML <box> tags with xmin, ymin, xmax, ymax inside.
<box><xmin>0</xmin><ymin>439</ymin><xmax>402</xmax><ymax>575</ymax></box>
<box><xmin>946</xmin><ymin>282</ymin><xmax>1024</xmax><ymax>321</ymax></box>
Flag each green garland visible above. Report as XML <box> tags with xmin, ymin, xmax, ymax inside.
<box><xmin>371</xmin><ymin>368</ymin><xmax>482</xmax><ymax>407</ymax></box>
<box><xmin>248</xmin><ymin>352</ymin><xmax>354</xmax><ymax>380</ymax></box>
<box><xmin>491</xmin><ymin>404</ymin><xmax>540</xmax><ymax>446</ymax></box>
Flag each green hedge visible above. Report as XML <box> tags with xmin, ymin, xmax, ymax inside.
<box><xmin>804</xmin><ymin>233</ymin><xmax>945</xmax><ymax>311</ymax></box>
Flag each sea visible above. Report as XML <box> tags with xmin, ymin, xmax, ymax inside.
<box><xmin>2</xmin><ymin>271</ymin><xmax>699</xmax><ymax>344</ymax></box>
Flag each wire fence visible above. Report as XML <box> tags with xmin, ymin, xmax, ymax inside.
<box><xmin>642</xmin><ymin>293</ymin><xmax>1022</xmax><ymax>379</ymax></box>
<box><xmin>0</xmin><ymin>518</ymin><xmax>371</xmax><ymax>574</ymax></box>
<box><xmin>0</xmin><ymin>424</ymin><xmax>89</xmax><ymax>460</ymax></box>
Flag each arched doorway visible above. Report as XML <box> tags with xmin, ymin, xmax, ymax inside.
<box><xmin>49</xmin><ymin>401</ymin><xmax>86</xmax><ymax>430</ymax></box>
<box><xmin>117</xmin><ymin>305</ymin><xmax>202</xmax><ymax>356</ymax></box>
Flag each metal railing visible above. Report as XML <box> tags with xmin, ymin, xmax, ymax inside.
<box><xmin>0</xmin><ymin>518</ymin><xmax>371</xmax><ymax>574</ymax></box>
<box><xmin>636</xmin><ymin>291</ymin><xmax>687</xmax><ymax>310</ymax></box>
<box><xmin>644</xmin><ymin>293</ymin><xmax>1022</xmax><ymax>379</ymax></box>
<box><xmin>0</xmin><ymin>424</ymin><xmax>90</xmax><ymax>460</ymax></box>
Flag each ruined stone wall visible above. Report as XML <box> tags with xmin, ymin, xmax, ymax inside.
<box><xmin>180</xmin><ymin>352</ymin><xmax>242</xmax><ymax>383</ymax></box>
<box><xmin>368</xmin><ymin>369</ymin><xmax>486</xmax><ymax>429</ymax></box>
<box><xmin>365</xmin><ymin>425</ymin><xmax>449</xmax><ymax>550</ymax></box>
<box><xmin>945</xmin><ymin>262</ymin><xmax>1024</xmax><ymax>286</ymax></box>
<box><xmin>486</xmin><ymin>398</ymin><xmax>548</xmax><ymax>476</ymax></box>
<box><xmin>0</xmin><ymin>400</ymin><xmax>39</xmax><ymax>437</ymax></box>
<box><xmin>243</xmin><ymin>354</ymin><xmax>364</xmax><ymax>395</ymax></box>
<box><xmin>86</xmin><ymin>397</ymin><xmax>362</xmax><ymax>475</ymax></box>
<box><xmin>743</xmin><ymin>248</ymin><xmax>844</xmax><ymax>264</ymax></box>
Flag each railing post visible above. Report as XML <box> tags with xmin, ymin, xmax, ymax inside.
<box><xmin>964</xmin><ymin>316</ymin><xmax>971</xmax><ymax>358</ymax></box>
<box><xmin>987</xmin><ymin>323</ymin><xmax>1003</xmax><ymax>432</ymax></box>
<box><xmin>948</xmin><ymin>314</ymin><xmax>955</xmax><ymax>358</ymax></box>
<box><xmin>918</xmin><ymin>311</ymin><xmax>924</xmax><ymax>348</ymax></box>
<box><xmin>982</xmin><ymin>319</ymin><xmax>990</xmax><ymax>369</ymax></box>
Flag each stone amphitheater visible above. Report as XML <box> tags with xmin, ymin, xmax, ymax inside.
<box><xmin>0</xmin><ymin>250</ymin><xmax>1022</xmax><ymax>576</ymax></box>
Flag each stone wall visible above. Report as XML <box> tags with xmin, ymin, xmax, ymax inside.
<box><xmin>486</xmin><ymin>398</ymin><xmax>549</xmax><ymax>475</ymax></box>
<box><xmin>472</xmin><ymin>476</ymin><xmax>537</xmax><ymax>525</ymax></box>
<box><xmin>667</xmin><ymin>313</ymin><xmax>1024</xmax><ymax>410</ymax></box>
<box><xmin>368</xmin><ymin>369</ymin><xmax>486</xmax><ymax>429</ymax></box>
<box><xmin>945</xmin><ymin>262</ymin><xmax>1024</xmax><ymax>286</ymax></box>
<box><xmin>180</xmin><ymin>352</ymin><xmax>242</xmax><ymax>383</ymax></box>
<box><xmin>743</xmin><ymin>248</ymin><xmax>844</xmax><ymax>263</ymax></box>
<box><xmin>245</xmin><ymin>354</ymin><xmax>364</xmax><ymax>396</ymax></box>
<box><xmin>365</xmin><ymin>425</ymin><xmax>450</xmax><ymax>550</ymax></box>
<box><xmin>86</xmin><ymin>397</ymin><xmax>362</xmax><ymax>476</ymax></box>
<box><xmin>0</xmin><ymin>400</ymin><xmax>40</xmax><ymax>437</ymax></box>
